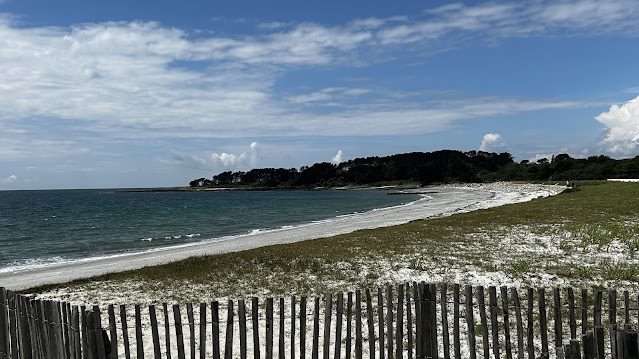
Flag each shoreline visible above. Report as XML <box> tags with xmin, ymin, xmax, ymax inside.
<box><xmin>0</xmin><ymin>183</ymin><xmax>564</xmax><ymax>291</ymax></box>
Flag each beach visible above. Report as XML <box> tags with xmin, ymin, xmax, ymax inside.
<box><xmin>0</xmin><ymin>183</ymin><xmax>563</xmax><ymax>291</ymax></box>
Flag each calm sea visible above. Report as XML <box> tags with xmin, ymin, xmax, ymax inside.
<box><xmin>0</xmin><ymin>189</ymin><xmax>420</xmax><ymax>273</ymax></box>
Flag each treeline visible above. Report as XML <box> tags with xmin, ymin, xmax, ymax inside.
<box><xmin>189</xmin><ymin>150</ymin><xmax>639</xmax><ymax>188</ymax></box>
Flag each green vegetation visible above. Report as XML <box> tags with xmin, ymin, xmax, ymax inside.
<box><xmin>30</xmin><ymin>182</ymin><xmax>639</xmax><ymax>304</ymax></box>
<box><xmin>190</xmin><ymin>150</ymin><xmax>639</xmax><ymax>188</ymax></box>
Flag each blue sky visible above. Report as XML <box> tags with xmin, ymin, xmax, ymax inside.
<box><xmin>1</xmin><ymin>0</ymin><xmax>639</xmax><ymax>189</ymax></box>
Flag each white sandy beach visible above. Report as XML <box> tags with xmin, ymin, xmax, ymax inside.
<box><xmin>0</xmin><ymin>183</ymin><xmax>564</xmax><ymax>290</ymax></box>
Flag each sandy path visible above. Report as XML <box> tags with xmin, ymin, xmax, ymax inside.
<box><xmin>0</xmin><ymin>184</ymin><xmax>563</xmax><ymax>290</ymax></box>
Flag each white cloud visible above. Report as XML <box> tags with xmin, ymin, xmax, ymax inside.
<box><xmin>378</xmin><ymin>0</ymin><xmax>639</xmax><ymax>44</ymax></box>
<box><xmin>0</xmin><ymin>0</ymin><xmax>626</xmax><ymax>162</ymax></box>
<box><xmin>2</xmin><ymin>174</ymin><xmax>17</xmax><ymax>183</ymax></box>
<box><xmin>166</xmin><ymin>142</ymin><xmax>260</xmax><ymax>171</ymax></box>
<box><xmin>289</xmin><ymin>87</ymin><xmax>370</xmax><ymax>104</ymax></box>
<box><xmin>529</xmin><ymin>153</ymin><xmax>554</xmax><ymax>163</ymax></box>
<box><xmin>479</xmin><ymin>133</ymin><xmax>506</xmax><ymax>151</ymax></box>
<box><xmin>595</xmin><ymin>96</ymin><xmax>639</xmax><ymax>155</ymax></box>
<box><xmin>331</xmin><ymin>150</ymin><xmax>344</xmax><ymax>164</ymax></box>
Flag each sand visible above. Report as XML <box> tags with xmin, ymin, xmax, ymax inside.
<box><xmin>0</xmin><ymin>183</ymin><xmax>564</xmax><ymax>290</ymax></box>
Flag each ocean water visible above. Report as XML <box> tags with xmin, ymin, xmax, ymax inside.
<box><xmin>0</xmin><ymin>189</ymin><xmax>420</xmax><ymax>273</ymax></box>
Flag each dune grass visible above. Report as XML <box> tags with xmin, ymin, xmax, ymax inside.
<box><xmin>29</xmin><ymin>182</ymin><xmax>639</xmax><ymax>304</ymax></box>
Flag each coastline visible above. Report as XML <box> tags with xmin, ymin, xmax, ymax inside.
<box><xmin>0</xmin><ymin>183</ymin><xmax>564</xmax><ymax>290</ymax></box>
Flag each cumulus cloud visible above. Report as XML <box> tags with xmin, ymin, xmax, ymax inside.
<box><xmin>595</xmin><ymin>96</ymin><xmax>639</xmax><ymax>156</ymax></box>
<box><xmin>166</xmin><ymin>142</ymin><xmax>259</xmax><ymax>171</ymax></box>
<box><xmin>2</xmin><ymin>174</ymin><xmax>17</xmax><ymax>183</ymax></box>
<box><xmin>479</xmin><ymin>133</ymin><xmax>506</xmax><ymax>151</ymax></box>
<box><xmin>331</xmin><ymin>150</ymin><xmax>344</xmax><ymax>164</ymax></box>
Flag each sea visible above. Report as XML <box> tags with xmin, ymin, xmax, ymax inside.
<box><xmin>0</xmin><ymin>189</ymin><xmax>421</xmax><ymax>273</ymax></box>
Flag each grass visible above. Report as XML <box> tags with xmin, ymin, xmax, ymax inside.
<box><xmin>29</xmin><ymin>182</ymin><xmax>639</xmax><ymax>304</ymax></box>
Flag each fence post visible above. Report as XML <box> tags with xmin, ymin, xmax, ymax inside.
<box><xmin>465</xmin><ymin>285</ymin><xmax>477</xmax><ymax>359</ymax></box>
<box><xmin>0</xmin><ymin>288</ymin><xmax>7</xmax><ymax>358</ymax></box>
<box><xmin>252</xmin><ymin>298</ymin><xmax>260</xmax><ymax>359</ymax></box>
<box><xmin>364</xmin><ymin>289</ymin><xmax>374</xmax><ymax>359</ymax></box>
<box><xmin>538</xmin><ymin>288</ymin><xmax>549</xmax><ymax>359</ymax></box>
<box><xmin>615</xmin><ymin>327</ymin><xmax>637</xmax><ymax>359</ymax></box>
<box><xmin>582</xmin><ymin>332</ymin><xmax>595</xmax><ymax>359</ymax></box>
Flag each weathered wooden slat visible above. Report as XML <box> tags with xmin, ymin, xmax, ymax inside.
<box><xmin>525</xmin><ymin>289</ymin><xmax>535</xmax><ymax>359</ymax></box>
<box><xmin>582</xmin><ymin>332</ymin><xmax>595</xmax><ymax>359</ymax></box>
<box><xmin>538</xmin><ymin>288</ymin><xmax>549</xmax><ymax>358</ymax></box>
<box><xmin>386</xmin><ymin>285</ymin><xmax>394</xmax><ymax>359</ymax></box>
<box><xmin>163</xmin><ymin>303</ymin><xmax>172</xmax><ymax>359</ymax></box>
<box><xmin>501</xmin><ymin>286</ymin><xmax>513</xmax><ymax>359</ymax></box>
<box><xmin>67</xmin><ymin>302</ymin><xmax>74</xmax><ymax>359</ymax></box>
<box><xmin>173</xmin><ymin>304</ymin><xmax>186</xmax><ymax>359</ymax></box>
<box><xmin>594</xmin><ymin>326</ymin><xmax>604</xmax><ymax>359</ymax></box>
<box><xmin>267</xmin><ymin>298</ymin><xmax>274</xmax><ymax>359</ymax></box>
<box><xmin>48</xmin><ymin>301</ymin><xmax>61</xmax><ymax>359</ymax></box>
<box><xmin>615</xmin><ymin>327</ymin><xmax>636</xmax><ymax>359</ymax></box>
<box><xmin>200</xmin><ymin>302</ymin><xmax>208</xmax><ymax>359</ymax></box>
<box><xmin>239</xmin><ymin>300</ymin><xmax>247</xmax><ymax>359</ymax></box>
<box><xmin>453</xmin><ymin>284</ymin><xmax>461</xmax><ymax>359</ymax></box>
<box><xmin>488</xmin><ymin>286</ymin><xmax>500</xmax><ymax>359</ymax></box>
<box><xmin>414</xmin><ymin>284</ymin><xmax>421</xmax><ymax>359</ymax></box>
<box><xmin>32</xmin><ymin>300</ymin><xmax>44</xmax><ymax>359</ymax></box>
<box><xmin>57</xmin><ymin>302</ymin><xmax>66</xmax><ymax>359</ymax></box>
<box><xmin>212</xmin><ymin>301</ymin><xmax>221</xmax><ymax>359</ymax></box>
<box><xmin>553</xmin><ymin>287</ymin><xmax>563</xmax><ymax>356</ymax></box>
<box><xmin>87</xmin><ymin>309</ymin><xmax>107</xmax><ymax>359</ymax></box>
<box><xmin>134</xmin><ymin>304</ymin><xmax>144</xmax><ymax>359</ymax></box>
<box><xmin>18</xmin><ymin>296</ymin><xmax>32</xmax><ymax>359</ymax></box>
<box><xmin>364</xmin><ymin>289</ymin><xmax>375</xmax><ymax>359</ymax></box>
<box><xmin>8</xmin><ymin>292</ymin><xmax>20</xmax><ymax>359</ymax></box>
<box><xmin>335</xmin><ymin>293</ymin><xmax>344</xmax><ymax>359</ymax></box>
<box><xmin>149</xmin><ymin>305</ymin><xmax>162</xmax><ymax>359</ymax></box>
<box><xmin>428</xmin><ymin>283</ymin><xmax>438</xmax><ymax>359</ymax></box>
<box><xmin>623</xmin><ymin>291</ymin><xmax>630</xmax><ymax>325</ymax></box>
<box><xmin>107</xmin><ymin>304</ymin><xmax>118</xmax><ymax>359</ymax></box>
<box><xmin>187</xmin><ymin>303</ymin><xmax>196</xmax><ymax>359</ymax></box>
<box><xmin>405</xmin><ymin>285</ymin><xmax>413</xmax><ymax>359</ymax></box>
<box><xmin>510</xmin><ymin>288</ymin><xmax>524</xmax><ymax>359</ymax></box>
<box><xmin>32</xmin><ymin>299</ymin><xmax>43</xmax><ymax>359</ymax></box>
<box><xmin>61</xmin><ymin>301</ymin><xmax>69</xmax><ymax>359</ymax></box>
<box><xmin>593</xmin><ymin>290</ymin><xmax>602</xmax><ymax>328</ymax></box>
<box><xmin>280</xmin><ymin>298</ymin><xmax>286</xmax><ymax>359</ymax></box>
<box><xmin>477</xmin><ymin>286</ymin><xmax>490</xmax><ymax>359</ymax></box>
<box><xmin>396</xmin><ymin>284</ymin><xmax>404</xmax><ymax>359</ymax></box>
<box><xmin>82</xmin><ymin>305</ymin><xmax>88</xmax><ymax>359</ymax></box>
<box><xmin>465</xmin><ymin>285</ymin><xmax>477</xmax><ymax>359</ymax></box>
<box><xmin>312</xmin><ymin>297</ymin><xmax>320</xmax><ymax>359</ymax></box>
<box><xmin>300</xmin><ymin>297</ymin><xmax>307</xmax><ymax>359</ymax></box>
<box><xmin>291</xmin><ymin>296</ymin><xmax>296</xmax><ymax>359</ymax></box>
<box><xmin>252</xmin><ymin>298</ymin><xmax>260</xmax><ymax>359</ymax></box>
<box><xmin>355</xmin><ymin>290</ymin><xmax>363</xmax><ymax>359</ymax></box>
<box><xmin>567</xmin><ymin>288</ymin><xmax>577</xmax><ymax>340</ymax></box>
<box><xmin>366</xmin><ymin>288</ymin><xmax>372</xmax><ymax>359</ymax></box>
<box><xmin>0</xmin><ymin>288</ymin><xmax>7</xmax><ymax>358</ymax></box>
<box><xmin>92</xmin><ymin>306</ymin><xmax>107</xmax><ymax>359</ymax></box>
<box><xmin>377</xmin><ymin>288</ymin><xmax>384</xmax><ymax>359</ymax></box>
<box><xmin>346</xmin><ymin>293</ymin><xmax>353</xmax><ymax>359</ymax></box>
<box><xmin>225</xmin><ymin>300</ymin><xmax>235</xmax><ymax>359</ymax></box>
<box><xmin>609</xmin><ymin>290</ymin><xmax>617</xmax><ymax>359</ymax></box>
<box><xmin>581</xmin><ymin>289</ymin><xmax>588</xmax><ymax>335</ymax></box>
<box><xmin>323</xmin><ymin>294</ymin><xmax>332</xmax><ymax>359</ymax></box>
<box><xmin>72</xmin><ymin>306</ymin><xmax>81</xmax><ymax>359</ymax></box>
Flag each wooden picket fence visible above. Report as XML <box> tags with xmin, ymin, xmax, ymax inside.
<box><xmin>2</xmin><ymin>283</ymin><xmax>638</xmax><ymax>359</ymax></box>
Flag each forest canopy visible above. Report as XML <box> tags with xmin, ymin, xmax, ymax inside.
<box><xmin>189</xmin><ymin>150</ymin><xmax>639</xmax><ymax>188</ymax></box>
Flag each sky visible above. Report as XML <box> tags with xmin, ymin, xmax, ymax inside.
<box><xmin>1</xmin><ymin>0</ymin><xmax>639</xmax><ymax>189</ymax></box>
